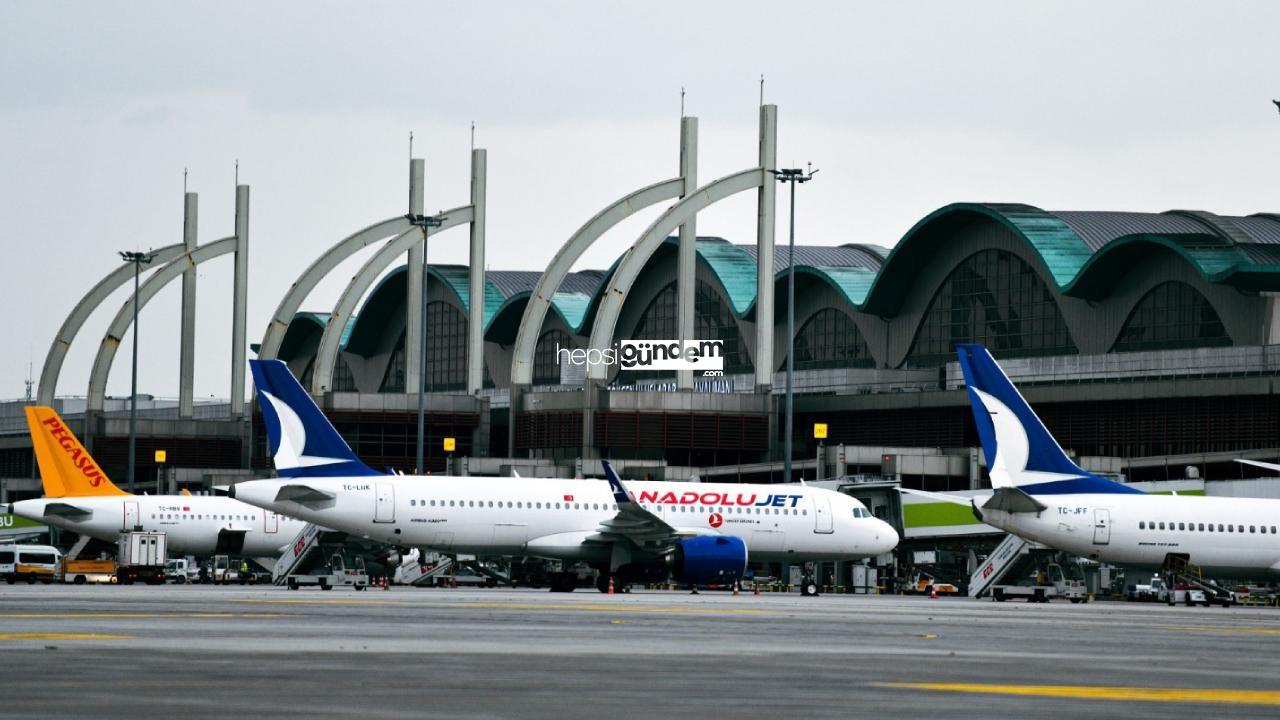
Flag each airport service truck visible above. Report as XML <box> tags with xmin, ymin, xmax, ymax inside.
<box><xmin>991</xmin><ymin>562</ymin><xmax>1088</xmax><ymax>603</ymax></box>
<box><xmin>60</xmin><ymin>558</ymin><xmax>117</xmax><ymax>584</ymax></box>
<box><xmin>286</xmin><ymin>552</ymin><xmax>370</xmax><ymax>591</ymax></box>
<box><xmin>116</xmin><ymin>531</ymin><xmax>166</xmax><ymax>585</ymax></box>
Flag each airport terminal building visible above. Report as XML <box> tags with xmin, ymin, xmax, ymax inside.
<box><xmin>5</xmin><ymin>110</ymin><xmax>1280</xmax><ymax>576</ymax></box>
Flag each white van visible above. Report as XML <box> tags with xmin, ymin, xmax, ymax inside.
<box><xmin>1</xmin><ymin>543</ymin><xmax>63</xmax><ymax>584</ymax></box>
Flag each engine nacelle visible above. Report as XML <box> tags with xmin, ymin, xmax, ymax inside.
<box><xmin>672</xmin><ymin>535</ymin><xmax>747</xmax><ymax>585</ymax></box>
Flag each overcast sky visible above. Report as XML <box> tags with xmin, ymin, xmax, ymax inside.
<box><xmin>2</xmin><ymin>1</ymin><xmax>1278</xmax><ymax>401</ymax></box>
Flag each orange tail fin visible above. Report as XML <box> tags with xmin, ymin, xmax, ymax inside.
<box><xmin>25</xmin><ymin>407</ymin><xmax>129</xmax><ymax>497</ymax></box>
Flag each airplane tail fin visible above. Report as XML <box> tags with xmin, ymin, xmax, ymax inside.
<box><xmin>954</xmin><ymin>345</ymin><xmax>1140</xmax><ymax>496</ymax></box>
<box><xmin>25</xmin><ymin>407</ymin><xmax>130</xmax><ymax>497</ymax></box>
<box><xmin>248</xmin><ymin>359</ymin><xmax>378</xmax><ymax>478</ymax></box>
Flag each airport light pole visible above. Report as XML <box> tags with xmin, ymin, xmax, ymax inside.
<box><xmin>119</xmin><ymin>250</ymin><xmax>157</xmax><ymax>492</ymax></box>
<box><xmin>772</xmin><ymin>167</ymin><xmax>817</xmax><ymax>483</ymax></box>
<box><xmin>407</xmin><ymin>213</ymin><xmax>445</xmax><ymax>476</ymax></box>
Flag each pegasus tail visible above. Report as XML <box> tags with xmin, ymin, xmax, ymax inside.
<box><xmin>25</xmin><ymin>407</ymin><xmax>129</xmax><ymax>497</ymax></box>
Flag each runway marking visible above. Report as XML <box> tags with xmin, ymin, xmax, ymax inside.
<box><xmin>917</xmin><ymin>633</ymin><xmax>938</xmax><ymax>639</ymax></box>
<box><xmin>0</xmin><ymin>613</ymin><xmax>288</xmax><ymax>619</ymax></box>
<box><xmin>0</xmin><ymin>633</ymin><xmax>132</xmax><ymax>640</ymax></box>
<box><xmin>235</xmin><ymin>599</ymin><xmax>765</xmax><ymax>615</ymax></box>
<box><xmin>1161</xmin><ymin>625</ymin><xmax>1280</xmax><ymax>636</ymax></box>
<box><xmin>874</xmin><ymin>682</ymin><xmax>1280</xmax><ymax>706</ymax></box>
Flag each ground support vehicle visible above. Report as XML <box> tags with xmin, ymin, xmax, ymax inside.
<box><xmin>991</xmin><ymin>562</ymin><xmax>1088</xmax><ymax>603</ymax></box>
<box><xmin>117</xmin><ymin>531</ymin><xmax>166</xmax><ymax>585</ymax></box>
<box><xmin>286</xmin><ymin>552</ymin><xmax>370</xmax><ymax>591</ymax></box>
<box><xmin>61</xmin><ymin>558</ymin><xmax>117</xmax><ymax>584</ymax></box>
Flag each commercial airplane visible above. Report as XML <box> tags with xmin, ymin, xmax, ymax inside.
<box><xmin>229</xmin><ymin>359</ymin><xmax>898</xmax><ymax>592</ymax></box>
<box><xmin>7</xmin><ymin>407</ymin><xmax>307</xmax><ymax>566</ymax></box>
<box><xmin>908</xmin><ymin>344</ymin><xmax>1280</xmax><ymax>578</ymax></box>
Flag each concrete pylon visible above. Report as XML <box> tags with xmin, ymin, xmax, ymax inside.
<box><xmin>178</xmin><ymin>192</ymin><xmax>198</xmax><ymax>418</ymax></box>
<box><xmin>230</xmin><ymin>185</ymin><xmax>249</xmax><ymax>418</ymax></box>
<box><xmin>676</xmin><ymin>117</ymin><xmax>698</xmax><ymax>391</ymax></box>
<box><xmin>405</xmin><ymin>158</ymin><xmax>426</xmax><ymax>394</ymax></box>
<box><xmin>754</xmin><ymin>105</ymin><xmax>777</xmax><ymax>392</ymax></box>
<box><xmin>467</xmin><ymin>149</ymin><xmax>487</xmax><ymax>395</ymax></box>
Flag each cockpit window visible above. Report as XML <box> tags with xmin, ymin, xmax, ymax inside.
<box><xmin>852</xmin><ymin>508</ymin><xmax>867</xmax><ymax>519</ymax></box>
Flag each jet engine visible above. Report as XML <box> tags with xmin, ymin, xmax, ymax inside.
<box><xmin>671</xmin><ymin>535</ymin><xmax>747</xmax><ymax>585</ymax></box>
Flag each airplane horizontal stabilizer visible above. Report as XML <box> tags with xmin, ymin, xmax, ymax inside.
<box><xmin>274</xmin><ymin>484</ymin><xmax>337</xmax><ymax>505</ymax></box>
<box><xmin>981</xmin><ymin>486</ymin><xmax>1048</xmax><ymax>514</ymax></box>
<box><xmin>42</xmin><ymin>501</ymin><xmax>92</xmax><ymax>518</ymax></box>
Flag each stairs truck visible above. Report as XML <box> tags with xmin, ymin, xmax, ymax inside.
<box><xmin>991</xmin><ymin>562</ymin><xmax>1088</xmax><ymax>603</ymax></box>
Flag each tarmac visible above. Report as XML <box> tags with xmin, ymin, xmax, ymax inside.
<box><xmin>3</xmin><ymin>584</ymin><xmax>1280</xmax><ymax>719</ymax></box>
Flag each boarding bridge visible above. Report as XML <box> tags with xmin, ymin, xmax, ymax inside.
<box><xmin>969</xmin><ymin>534</ymin><xmax>1047</xmax><ymax>597</ymax></box>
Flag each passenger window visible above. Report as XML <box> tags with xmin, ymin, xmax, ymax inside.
<box><xmin>1198</xmin><ymin>523</ymin><xmax>1205</xmax><ymax>531</ymax></box>
<box><xmin>1251</xmin><ymin>526</ymin><xmax>1257</xmax><ymax>533</ymax></box>
<box><xmin>1218</xmin><ymin>524</ymin><xmax>1224</xmax><ymax>532</ymax></box>
<box><xmin>1158</xmin><ymin>522</ymin><xmax>1165</xmax><ymax>530</ymax></box>
<box><xmin>803</xmin><ymin>510</ymin><xmax>808</xmax><ymax>516</ymax></box>
<box><xmin>410</xmin><ymin>500</ymin><xmax>416</xmax><ymax>507</ymax></box>
<box><xmin>1139</xmin><ymin>521</ymin><xmax>1145</xmax><ymax>529</ymax></box>
<box><xmin>1273</xmin><ymin>526</ymin><xmax>1278</xmax><ymax>534</ymax></box>
<box><xmin>1178</xmin><ymin>523</ymin><xmax>1185</xmax><ymax>531</ymax></box>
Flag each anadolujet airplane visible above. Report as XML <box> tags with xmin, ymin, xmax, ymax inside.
<box><xmin>910</xmin><ymin>344</ymin><xmax>1280</xmax><ymax>577</ymax></box>
<box><xmin>8</xmin><ymin>407</ymin><xmax>307</xmax><ymax>566</ymax></box>
<box><xmin>230</xmin><ymin>359</ymin><xmax>899</xmax><ymax>592</ymax></box>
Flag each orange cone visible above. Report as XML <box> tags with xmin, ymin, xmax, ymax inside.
<box><xmin>608</xmin><ymin>577</ymin><xmax>615</xmax><ymax>595</ymax></box>
<box><xmin>930</xmin><ymin>585</ymin><xmax>938</xmax><ymax>599</ymax></box>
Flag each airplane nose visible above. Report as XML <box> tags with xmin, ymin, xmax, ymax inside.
<box><xmin>875</xmin><ymin>520</ymin><xmax>900</xmax><ymax>555</ymax></box>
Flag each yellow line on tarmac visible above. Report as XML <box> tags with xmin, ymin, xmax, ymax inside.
<box><xmin>0</xmin><ymin>633</ymin><xmax>132</xmax><ymax>640</ymax></box>
<box><xmin>236</xmin><ymin>599</ymin><xmax>765</xmax><ymax>615</ymax></box>
<box><xmin>1161</xmin><ymin>625</ymin><xmax>1280</xmax><ymax>636</ymax></box>
<box><xmin>875</xmin><ymin>682</ymin><xmax>1280</xmax><ymax>706</ymax></box>
<box><xmin>455</xmin><ymin>602</ymin><xmax>765</xmax><ymax>615</ymax></box>
<box><xmin>0</xmin><ymin>613</ymin><xmax>287</xmax><ymax>619</ymax></box>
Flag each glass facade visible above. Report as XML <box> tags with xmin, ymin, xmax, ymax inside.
<box><xmin>379</xmin><ymin>331</ymin><xmax>407</xmax><ymax>392</ymax></box>
<box><xmin>792</xmin><ymin>308</ymin><xmax>874</xmax><ymax>370</ymax></box>
<box><xmin>331</xmin><ymin>357</ymin><xmax>357</xmax><ymax>391</ymax></box>
<box><xmin>534</xmin><ymin>330</ymin><xmax>573</xmax><ymax>385</ymax></box>
<box><xmin>1112</xmin><ymin>281</ymin><xmax>1230</xmax><ymax>352</ymax></box>
<box><xmin>630</xmin><ymin>280</ymin><xmax>752</xmax><ymax>378</ymax></box>
<box><xmin>375</xmin><ymin>302</ymin><xmax>468</xmax><ymax>392</ymax></box>
<box><xmin>906</xmin><ymin>249</ymin><xmax>1076</xmax><ymax>367</ymax></box>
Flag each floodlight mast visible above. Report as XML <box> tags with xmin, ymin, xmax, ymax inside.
<box><xmin>406</xmin><ymin>213</ymin><xmax>446</xmax><ymax>476</ymax></box>
<box><xmin>771</xmin><ymin>166</ymin><xmax>818</xmax><ymax>483</ymax></box>
<box><xmin>118</xmin><ymin>250</ymin><xmax>158</xmax><ymax>492</ymax></box>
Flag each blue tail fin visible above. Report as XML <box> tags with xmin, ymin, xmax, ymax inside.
<box><xmin>954</xmin><ymin>345</ymin><xmax>1140</xmax><ymax>495</ymax></box>
<box><xmin>249</xmin><ymin>359</ymin><xmax>378</xmax><ymax>478</ymax></box>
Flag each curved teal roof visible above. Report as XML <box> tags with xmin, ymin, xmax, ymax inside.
<box><xmin>283</xmin><ymin>204</ymin><xmax>1280</xmax><ymax>357</ymax></box>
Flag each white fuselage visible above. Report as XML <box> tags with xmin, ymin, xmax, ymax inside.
<box><xmin>984</xmin><ymin>493</ymin><xmax>1280</xmax><ymax>576</ymax></box>
<box><xmin>232</xmin><ymin>475</ymin><xmax>898</xmax><ymax>564</ymax></box>
<box><xmin>11</xmin><ymin>495</ymin><xmax>306</xmax><ymax>559</ymax></box>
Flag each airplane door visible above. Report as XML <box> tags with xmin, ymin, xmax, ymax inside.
<box><xmin>265</xmin><ymin>511</ymin><xmax>279</xmax><ymax>534</ymax></box>
<box><xmin>374</xmin><ymin>483</ymin><xmax>395</xmax><ymax>523</ymax></box>
<box><xmin>1093</xmin><ymin>508</ymin><xmax>1111</xmax><ymax>545</ymax></box>
<box><xmin>123</xmin><ymin>501</ymin><xmax>140</xmax><ymax>530</ymax></box>
<box><xmin>814</xmin><ymin>496</ymin><xmax>833</xmax><ymax>534</ymax></box>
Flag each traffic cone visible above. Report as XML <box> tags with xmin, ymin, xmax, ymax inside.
<box><xmin>732</xmin><ymin>582</ymin><xmax>739</xmax><ymax>596</ymax></box>
<box><xmin>930</xmin><ymin>585</ymin><xmax>938</xmax><ymax>599</ymax></box>
<box><xmin>608</xmin><ymin>577</ymin><xmax>615</xmax><ymax>595</ymax></box>
<box><xmin>382</xmin><ymin>576</ymin><xmax>389</xmax><ymax>590</ymax></box>
<box><xmin>753</xmin><ymin>582</ymin><xmax>760</xmax><ymax>597</ymax></box>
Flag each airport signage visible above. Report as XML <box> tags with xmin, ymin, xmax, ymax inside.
<box><xmin>556</xmin><ymin>339</ymin><xmax>725</xmax><ymax>374</ymax></box>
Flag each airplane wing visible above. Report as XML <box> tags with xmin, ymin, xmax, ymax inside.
<box><xmin>593</xmin><ymin>461</ymin><xmax>689</xmax><ymax>551</ymax></box>
<box><xmin>274</xmin><ymin>483</ymin><xmax>337</xmax><ymax>506</ymax></box>
<box><xmin>42</xmin><ymin>501</ymin><xmax>92</xmax><ymax>518</ymax></box>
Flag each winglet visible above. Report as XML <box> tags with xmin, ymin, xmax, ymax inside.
<box><xmin>601</xmin><ymin>460</ymin><xmax>632</xmax><ymax>505</ymax></box>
